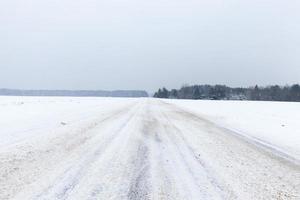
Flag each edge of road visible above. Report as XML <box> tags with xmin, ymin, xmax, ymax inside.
<box><xmin>159</xmin><ymin>99</ymin><xmax>300</xmax><ymax>167</ymax></box>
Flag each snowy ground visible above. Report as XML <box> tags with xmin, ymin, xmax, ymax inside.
<box><xmin>0</xmin><ymin>97</ymin><xmax>299</xmax><ymax>200</ymax></box>
<box><xmin>164</xmin><ymin>99</ymin><xmax>300</xmax><ymax>162</ymax></box>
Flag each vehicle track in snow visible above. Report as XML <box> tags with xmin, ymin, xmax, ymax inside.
<box><xmin>0</xmin><ymin>101</ymin><xmax>140</xmax><ymax>200</ymax></box>
<box><xmin>159</xmin><ymin>100</ymin><xmax>300</xmax><ymax>199</ymax></box>
<box><xmin>0</xmin><ymin>98</ymin><xmax>299</xmax><ymax>200</ymax></box>
<box><xmin>33</xmin><ymin>104</ymin><xmax>140</xmax><ymax>200</ymax></box>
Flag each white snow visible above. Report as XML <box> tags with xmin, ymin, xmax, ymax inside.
<box><xmin>164</xmin><ymin>99</ymin><xmax>300</xmax><ymax>161</ymax></box>
<box><xmin>0</xmin><ymin>96</ymin><xmax>137</xmax><ymax>148</ymax></box>
<box><xmin>0</xmin><ymin>97</ymin><xmax>299</xmax><ymax>200</ymax></box>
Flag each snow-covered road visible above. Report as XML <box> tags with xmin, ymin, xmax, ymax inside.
<box><xmin>0</xmin><ymin>98</ymin><xmax>299</xmax><ymax>200</ymax></box>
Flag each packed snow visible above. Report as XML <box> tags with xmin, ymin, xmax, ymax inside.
<box><xmin>164</xmin><ymin>99</ymin><xmax>300</xmax><ymax>161</ymax></box>
<box><xmin>0</xmin><ymin>96</ymin><xmax>299</xmax><ymax>200</ymax></box>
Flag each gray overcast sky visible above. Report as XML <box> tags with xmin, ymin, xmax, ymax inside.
<box><xmin>1</xmin><ymin>0</ymin><xmax>300</xmax><ymax>92</ymax></box>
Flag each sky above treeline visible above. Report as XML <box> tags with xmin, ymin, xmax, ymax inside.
<box><xmin>1</xmin><ymin>0</ymin><xmax>300</xmax><ymax>92</ymax></box>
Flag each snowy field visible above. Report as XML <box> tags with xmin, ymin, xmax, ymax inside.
<box><xmin>0</xmin><ymin>96</ymin><xmax>299</xmax><ymax>200</ymax></box>
<box><xmin>0</xmin><ymin>96</ymin><xmax>137</xmax><ymax>148</ymax></box>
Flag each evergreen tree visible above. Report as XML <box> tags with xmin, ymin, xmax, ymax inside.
<box><xmin>290</xmin><ymin>84</ymin><xmax>300</xmax><ymax>101</ymax></box>
<box><xmin>170</xmin><ymin>89</ymin><xmax>178</xmax><ymax>98</ymax></box>
<box><xmin>193</xmin><ymin>87</ymin><xmax>201</xmax><ymax>99</ymax></box>
<box><xmin>161</xmin><ymin>88</ymin><xmax>169</xmax><ymax>98</ymax></box>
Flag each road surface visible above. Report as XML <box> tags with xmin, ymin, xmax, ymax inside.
<box><xmin>0</xmin><ymin>99</ymin><xmax>299</xmax><ymax>200</ymax></box>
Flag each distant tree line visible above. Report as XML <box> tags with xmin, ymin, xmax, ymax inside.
<box><xmin>0</xmin><ymin>89</ymin><xmax>148</xmax><ymax>98</ymax></box>
<box><xmin>154</xmin><ymin>84</ymin><xmax>300</xmax><ymax>102</ymax></box>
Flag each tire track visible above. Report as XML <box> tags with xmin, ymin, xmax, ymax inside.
<box><xmin>31</xmin><ymin>103</ymin><xmax>141</xmax><ymax>200</ymax></box>
<box><xmin>127</xmin><ymin>101</ymin><xmax>153</xmax><ymax>200</ymax></box>
<box><xmin>127</xmin><ymin>143</ymin><xmax>150</xmax><ymax>200</ymax></box>
<box><xmin>160</xmin><ymin>110</ymin><xmax>235</xmax><ymax>199</ymax></box>
<box><xmin>0</xmin><ymin>103</ymin><xmax>138</xmax><ymax>200</ymax></box>
<box><xmin>160</xmin><ymin>100</ymin><xmax>300</xmax><ymax>200</ymax></box>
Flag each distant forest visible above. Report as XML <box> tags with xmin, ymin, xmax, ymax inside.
<box><xmin>0</xmin><ymin>89</ymin><xmax>148</xmax><ymax>98</ymax></box>
<box><xmin>154</xmin><ymin>84</ymin><xmax>300</xmax><ymax>102</ymax></box>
